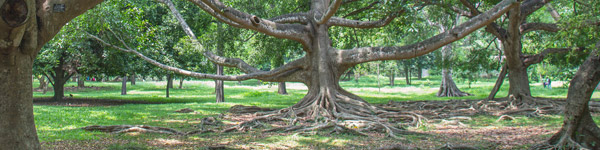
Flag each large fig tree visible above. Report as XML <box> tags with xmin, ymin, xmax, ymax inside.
<box><xmin>91</xmin><ymin>0</ymin><xmax>520</xmax><ymax>136</ymax></box>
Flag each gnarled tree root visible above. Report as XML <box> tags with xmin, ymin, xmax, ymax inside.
<box><xmin>82</xmin><ymin>125</ymin><xmax>214</xmax><ymax>135</ymax></box>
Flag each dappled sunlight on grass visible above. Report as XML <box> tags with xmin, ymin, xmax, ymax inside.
<box><xmin>245</xmin><ymin>133</ymin><xmax>352</xmax><ymax>149</ymax></box>
<box><xmin>34</xmin><ymin>75</ymin><xmax>600</xmax><ymax>149</ymax></box>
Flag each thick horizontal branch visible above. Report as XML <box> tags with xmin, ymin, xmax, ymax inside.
<box><xmin>520</xmin><ymin>0</ymin><xmax>551</xmax><ymax>19</ymax></box>
<box><xmin>87</xmin><ymin>32</ymin><xmax>305</xmax><ymax>82</ymax></box>
<box><xmin>316</xmin><ymin>0</ymin><xmax>343</xmax><ymax>24</ymax></box>
<box><xmin>38</xmin><ymin>0</ymin><xmax>105</xmax><ymax>47</ymax></box>
<box><xmin>458</xmin><ymin>0</ymin><xmax>507</xmax><ymax>39</ymax></box>
<box><xmin>522</xmin><ymin>47</ymin><xmax>584</xmax><ymax>66</ymax></box>
<box><xmin>269</xmin><ymin>13</ymin><xmax>309</xmax><ymax>24</ymax></box>
<box><xmin>519</xmin><ymin>22</ymin><xmax>559</xmax><ymax>33</ymax></box>
<box><xmin>189</xmin><ymin>0</ymin><xmax>310</xmax><ymax>44</ymax></box>
<box><xmin>327</xmin><ymin>10</ymin><xmax>404</xmax><ymax>28</ymax></box>
<box><xmin>337</xmin><ymin>0</ymin><xmax>519</xmax><ymax>65</ymax></box>
<box><xmin>203</xmin><ymin>51</ymin><xmax>260</xmax><ymax>73</ymax></box>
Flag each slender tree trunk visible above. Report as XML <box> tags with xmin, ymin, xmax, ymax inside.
<box><xmin>389</xmin><ymin>69</ymin><xmax>395</xmax><ymax>86</ymax></box>
<box><xmin>404</xmin><ymin>62</ymin><xmax>411</xmax><ymax>85</ymax></box>
<box><xmin>130</xmin><ymin>73</ymin><xmax>136</xmax><ymax>85</ymax></box>
<box><xmin>488</xmin><ymin>64</ymin><xmax>508</xmax><ymax>100</ymax></box>
<box><xmin>121</xmin><ymin>76</ymin><xmax>128</xmax><ymax>95</ymax></box>
<box><xmin>38</xmin><ymin>76</ymin><xmax>48</xmax><ymax>94</ymax></box>
<box><xmin>179</xmin><ymin>77</ymin><xmax>184</xmax><ymax>89</ymax></box>
<box><xmin>77</xmin><ymin>74</ymin><xmax>85</xmax><ymax>87</ymax></box>
<box><xmin>167</xmin><ymin>74</ymin><xmax>174</xmax><ymax>89</ymax></box>
<box><xmin>215</xmin><ymin>64</ymin><xmax>225</xmax><ymax>103</ymax></box>
<box><xmin>538</xmin><ymin>50</ymin><xmax>600</xmax><ymax>149</ymax></box>
<box><xmin>167</xmin><ymin>74</ymin><xmax>173</xmax><ymax>89</ymax></box>
<box><xmin>417</xmin><ymin>66</ymin><xmax>422</xmax><ymax>80</ymax></box>
<box><xmin>166</xmin><ymin>74</ymin><xmax>171</xmax><ymax>98</ymax></box>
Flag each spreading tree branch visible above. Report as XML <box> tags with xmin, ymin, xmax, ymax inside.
<box><xmin>337</xmin><ymin>0</ymin><xmax>519</xmax><ymax>65</ymax></box>
<box><xmin>187</xmin><ymin>0</ymin><xmax>310</xmax><ymax>44</ymax></box>
<box><xmin>316</xmin><ymin>0</ymin><xmax>344</xmax><ymax>24</ymax></box>
<box><xmin>327</xmin><ymin>10</ymin><xmax>404</xmax><ymax>28</ymax></box>
<box><xmin>37</xmin><ymin>0</ymin><xmax>106</xmax><ymax>47</ymax></box>
<box><xmin>342</xmin><ymin>1</ymin><xmax>380</xmax><ymax>18</ymax></box>
<box><xmin>522</xmin><ymin>47</ymin><xmax>584</xmax><ymax>67</ymax></box>
<box><xmin>269</xmin><ymin>13</ymin><xmax>309</xmax><ymax>24</ymax></box>
<box><xmin>519</xmin><ymin>22</ymin><xmax>559</xmax><ymax>33</ymax></box>
<box><xmin>87</xmin><ymin>32</ymin><xmax>305</xmax><ymax>82</ymax></box>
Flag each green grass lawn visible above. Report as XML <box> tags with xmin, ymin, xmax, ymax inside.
<box><xmin>33</xmin><ymin>75</ymin><xmax>600</xmax><ymax>149</ymax></box>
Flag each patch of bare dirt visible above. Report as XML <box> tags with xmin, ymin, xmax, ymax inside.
<box><xmin>33</xmin><ymin>98</ymin><xmax>163</xmax><ymax>107</ymax></box>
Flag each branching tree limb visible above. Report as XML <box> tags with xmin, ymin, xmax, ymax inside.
<box><xmin>315</xmin><ymin>0</ymin><xmax>343</xmax><ymax>24</ymax></box>
<box><xmin>327</xmin><ymin>10</ymin><xmax>403</xmax><ymax>28</ymax></box>
<box><xmin>337</xmin><ymin>0</ymin><xmax>518</xmax><ymax>65</ymax></box>
<box><xmin>269</xmin><ymin>13</ymin><xmax>309</xmax><ymax>24</ymax></box>
<box><xmin>189</xmin><ymin>0</ymin><xmax>310</xmax><ymax>44</ymax></box>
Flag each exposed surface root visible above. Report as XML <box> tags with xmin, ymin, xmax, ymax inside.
<box><xmin>81</xmin><ymin>125</ymin><xmax>213</xmax><ymax>135</ymax></box>
<box><xmin>228</xmin><ymin>105</ymin><xmax>275</xmax><ymax>114</ymax></box>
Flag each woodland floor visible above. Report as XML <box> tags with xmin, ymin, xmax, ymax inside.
<box><xmin>35</xmin><ymin>97</ymin><xmax>598</xmax><ymax>150</ymax></box>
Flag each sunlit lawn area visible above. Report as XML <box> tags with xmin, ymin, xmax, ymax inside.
<box><xmin>33</xmin><ymin>75</ymin><xmax>600</xmax><ymax>149</ymax></box>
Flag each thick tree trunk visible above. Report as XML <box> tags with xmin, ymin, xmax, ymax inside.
<box><xmin>503</xmin><ymin>6</ymin><xmax>532</xmax><ymax>103</ymax></box>
<box><xmin>130</xmin><ymin>73</ymin><xmax>136</xmax><ymax>85</ymax></box>
<box><xmin>0</xmin><ymin>45</ymin><xmax>41</xmax><ymax>150</ymax></box>
<box><xmin>215</xmin><ymin>64</ymin><xmax>225</xmax><ymax>103</ymax></box>
<box><xmin>121</xmin><ymin>76</ymin><xmax>128</xmax><ymax>95</ymax></box>
<box><xmin>278</xmin><ymin>82</ymin><xmax>288</xmax><ymax>95</ymax></box>
<box><xmin>536</xmin><ymin>50</ymin><xmax>600</xmax><ymax>150</ymax></box>
<box><xmin>437</xmin><ymin>68</ymin><xmax>472</xmax><ymax>97</ymax></box>
<box><xmin>77</xmin><ymin>74</ymin><xmax>85</xmax><ymax>87</ymax></box>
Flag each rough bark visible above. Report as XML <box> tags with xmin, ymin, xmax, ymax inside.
<box><xmin>121</xmin><ymin>76</ymin><xmax>127</xmax><ymax>95</ymax></box>
<box><xmin>533</xmin><ymin>50</ymin><xmax>600</xmax><ymax>149</ymax></box>
<box><xmin>0</xmin><ymin>35</ymin><xmax>40</xmax><ymax>150</ymax></box>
